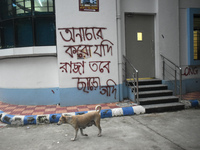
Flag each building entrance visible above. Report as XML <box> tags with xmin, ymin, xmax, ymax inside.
<box><xmin>125</xmin><ymin>14</ymin><xmax>155</xmax><ymax>78</ymax></box>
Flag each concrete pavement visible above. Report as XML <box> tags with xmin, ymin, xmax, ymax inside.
<box><xmin>0</xmin><ymin>109</ymin><xmax>200</xmax><ymax>150</ymax></box>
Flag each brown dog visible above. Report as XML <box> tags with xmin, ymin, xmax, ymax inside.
<box><xmin>57</xmin><ymin>105</ymin><xmax>102</xmax><ymax>141</ymax></box>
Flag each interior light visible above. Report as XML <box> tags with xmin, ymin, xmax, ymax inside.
<box><xmin>137</xmin><ymin>32</ymin><xmax>142</xmax><ymax>41</ymax></box>
<box><xmin>38</xmin><ymin>0</ymin><xmax>43</xmax><ymax>7</ymax></box>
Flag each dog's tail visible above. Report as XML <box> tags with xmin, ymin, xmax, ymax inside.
<box><xmin>95</xmin><ymin>105</ymin><xmax>101</xmax><ymax>113</ymax></box>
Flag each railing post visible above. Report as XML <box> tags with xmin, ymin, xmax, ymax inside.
<box><xmin>163</xmin><ymin>59</ymin><xmax>165</xmax><ymax>80</ymax></box>
<box><xmin>136</xmin><ymin>70</ymin><xmax>139</xmax><ymax>104</ymax></box>
<box><xmin>160</xmin><ymin>54</ymin><xmax>182</xmax><ymax>102</ymax></box>
<box><xmin>175</xmin><ymin>69</ymin><xmax>177</xmax><ymax>95</ymax></box>
<box><xmin>123</xmin><ymin>55</ymin><xmax>139</xmax><ymax>104</ymax></box>
<box><xmin>179</xmin><ymin>68</ymin><xmax>182</xmax><ymax>101</ymax></box>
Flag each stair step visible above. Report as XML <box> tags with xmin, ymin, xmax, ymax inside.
<box><xmin>127</xmin><ymin>79</ymin><xmax>162</xmax><ymax>86</ymax></box>
<box><xmin>126</xmin><ymin>78</ymin><xmax>184</xmax><ymax>113</ymax></box>
<box><xmin>139</xmin><ymin>96</ymin><xmax>179</xmax><ymax>105</ymax></box>
<box><xmin>138</xmin><ymin>90</ymin><xmax>173</xmax><ymax>98</ymax></box>
<box><xmin>138</xmin><ymin>79</ymin><xmax>162</xmax><ymax>85</ymax></box>
<box><xmin>138</xmin><ymin>84</ymin><xmax>168</xmax><ymax>92</ymax></box>
<box><xmin>143</xmin><ymin>102</ymin><xmax>185</xmax><ymax>113</ymax></box>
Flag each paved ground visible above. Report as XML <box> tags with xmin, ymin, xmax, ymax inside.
<box><xmin>0</xmin><ymin>102</ymin><xmax>124</xmax><ymax>116</ymax></box>
<box><xmin>0</xmin><ymin>108</ymin><xmax>200</xmax><ymax>150</ymax></box>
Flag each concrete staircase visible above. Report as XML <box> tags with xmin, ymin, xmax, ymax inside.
<box><xmin>127</xmin><ymin>79</ymin><xmax>184</xmax><ymax>113</ymax></box>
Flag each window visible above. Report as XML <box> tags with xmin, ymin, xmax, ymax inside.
<box><xmin>193</xmin><ymin>15</ymin><xmax>200</xmax><ymax>60</ymax></box>
<box><xmin>0</xmin><ymin>0</ymin><xmax>55</xmax><ymax>49</ymax></box>
<box><xmin>0</xmin><ymin>0</ymin><xmax>14</xmax><ymax>20</ymax></box>
<box><xmin>15</xmin><ymin>18</ymin><xmax>33</xmax><ymax>47</ymax></box>
<box><xmin>0</xmin><ymin>24</ymin><xmax>2</xmax><ymax>48</ymax></box>
<box><xmin>2</xmin><ymin>20</ymin><xmax>14</xmax><ymax>48</ymax></box>
<box><xmin>35</xmin><ymin>17</ymin><xmax>55</xmax><ymax>46</ymax></box>
<box><xmin>34</xmin><ymin>0</ymin><xmax>54</xmax><ymax>13</ymax></box>
<box><xmin>16</xmin><ymin>0</ymin><xmax>32</xmax><ymax>16</ymax></box>
<box><xmin>187</xmin><ymin>8</ymin><xmax>200</xmax><ymax>65</ymax></box>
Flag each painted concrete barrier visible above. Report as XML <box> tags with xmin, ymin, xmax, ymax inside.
<box><xmin>181</xmin><ymin>100</ymin><xmax>200</xmax><ymax>109</ymax></box>
<box><xmin>189</xmin><ymin>100</ymin><xmax>199</xmax><ymax>107</ymax></box>
<box><xmin>0</xmin><ymin>105</ymin><xmax>145</xmax><ymax>126</ymax></box>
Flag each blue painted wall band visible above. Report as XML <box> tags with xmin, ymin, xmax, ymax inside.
<box><xmin>0</xmin><ymin>88</ymin><xmax>60</xmax><ymax>106</ymax></box>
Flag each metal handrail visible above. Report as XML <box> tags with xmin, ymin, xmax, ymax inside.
<box><xmin>123</xmin><ymin>55</ymin><xmax>139</xmax><ymax>104</ymax></box>
<box><xmin>160</xmin><ymin>54</ymin><xmax>182</xmax><ymax>101</ymax></box>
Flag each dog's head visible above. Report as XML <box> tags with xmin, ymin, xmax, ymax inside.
<box><xmin>57</xmin><ymin>115</ymin><xmax>67</xmax><ymax>125</ymax></box>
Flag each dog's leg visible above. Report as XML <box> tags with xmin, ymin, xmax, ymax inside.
<box><xmin>95</xmin><ymin>119</ymin><xmax>102</xmax><ymax>137</ymax></box>
<box><xmin>97</xmin><ymin>124</ymin><xmax>102</xmax><ymax>137</ymax></box>
<box><xmin>71</xmin><ymin>128</ymin><xmax>78</xmax><ymax>141</ymax></box>
<box><xmin>80</xmin><ymin>128</ymin><xmax>88</xmax><ymax>136</ymax></box>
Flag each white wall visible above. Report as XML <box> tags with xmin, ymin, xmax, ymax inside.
<box><xmin>0</xmin><ymin>56</ymin><xmax>60</xmax><ymax>105</ymax></box>
<box><xmin>0</xmin><ymin>46</ymin><xmax>56</xmax><ymax>58</ymax></box>
<box><xmin>157</xmin><ymin>0</ymin><xmax>180</xmax><ymax>65</ymax></box>
<box><xmin>56</xmin><ymin>0</ymin><xmax>119</xmax><ymax>105</ymax></box>
<box><xmin>56</xmin><ymin>0</ymin><xmax>118</xmax><ymax>88</ymax></box>
<box><xmin>0</xmin><ymin>57</ymin><xmax>59</xmax><ymax>88</ymax></box>
<box><xmin>180</xmin><ymin>0</ymin><xmax>200</xmax><ymax>8</ymax></box>
<box><xmin>121</xmin><ymin>0</ymin><xmax>157</xmax><ymax>14</ymax></box>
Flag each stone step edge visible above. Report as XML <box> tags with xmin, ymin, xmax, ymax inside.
<box><xmin>0</xmin><ymin>105</ymin><xmax>146</xmax><ymax>126</ymax></box>
<box><xmin>139</xmin><ymin>96</ymin><xmax>178</xmax><ymax>101</ymax></box>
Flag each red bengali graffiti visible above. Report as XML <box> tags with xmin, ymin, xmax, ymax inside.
<box><xmin>58</xmin><ymin>26</ymin><xmax>116</xmax><ymax>100</ymax></box>
<box><xmin>60</xmin><ymin>61</ymin><xmax>85</xmax><ymax>75</ymax></box>
<box><xmin>182</xmin><ymin>66</ymin><xmax>198</xmax><ymax>76</ymax></box>
<box><xmin>100</xmin><ymin>79</ymin><xmax>117</xmax><ymax>99</ymax></box>
<box><xmin>94</xmin><ymin>39</ymin><xmax>114</xmax><ymax>57</ymax></box>
<box><xmin>89</xmin><ymin>61</ymin><xmax>111</xmax><ymax>73</ymax></box>
<box><xmin>72</xmin><ymin>77</ymin><xmax>101</xmax><ymax>93</ymax></box>
<box><xmin>58</xmin><ymin>27</ymin><xmax>107</xmax><ymax>43</ymax></box>
<box><xmin>64</xmin><ymin>44</ymin><xmax>93</xmax><ymax>58</ymax></box>
<box><xmin>60</xmin><ymin>61</ymin><xmax>111</xmax><ymax>74</ymax></box>
<box><xmin>63</xmin><ymin>39</ymin><xmax>114</xmax><ymax>58</ymax></box>
<box><xmin>72</xmin><ymin>77</ymin><xmax>117</xmax><ymax>99</ymax></box>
